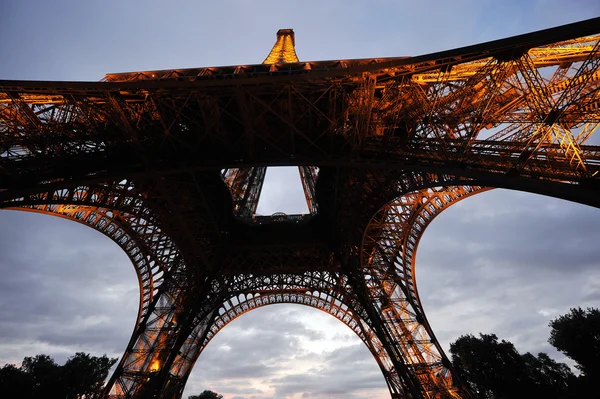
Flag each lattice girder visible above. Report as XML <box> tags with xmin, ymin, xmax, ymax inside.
<box><xmin>152</xmin><ymin>182</ymin><xmax>490</xmax><ymax>397</ymax></box>
<box><xmin>0</xmin><ymin>200</ymin><xmax>189</xmax><ymax>398</ymax></box>
<box><xmin>2</xmin><ymin>18</ymin><xmax>600</xmax><ymax>399</ymax></box>
<box><xmin>360</xmin><ymin>186</ymin><xmax>490</xmax><ymax>398</ymax></box>
<box><xmin>221</xmin><ymin>167</ymin><xmax>267</xmax><ymax>219</ymax></box>
<box><xmin>2</xmin><ymin>26</ymin><xmax>600</xmax><ymax>209</ymax></box>
<box><xmin>191</xmin><ymin>290</ymin><xmax>399</xmax><ymax>396</ymax></box>
<box><xmin>2</xmin><ymin>182</ymin><xmax>482</xmax><ymax>399</ymax></box>
<box><xmin>137</xmin><ymin>269</ymin><xmax>409</xmax><ymax>399</ymax></box>
<box><xmin>0</xmin><ymin>180</ymin><xmax>227</xmax><ymax>399</ymax></box>
<box><xmin>2</xmin><ymin>168</ymin><xmax>593</xmax><ymax>399</ymax></box>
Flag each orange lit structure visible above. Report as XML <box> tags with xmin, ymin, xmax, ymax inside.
<box><xmin>1</xmin><ymin>21</ymin><xmax>600</xmax><ymax>398</ymax></box>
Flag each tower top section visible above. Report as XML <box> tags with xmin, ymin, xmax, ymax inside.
<box><xmin>263</xmin><ymin>29</ymin><xmax>299</xmax><ymax>65</ymax></box>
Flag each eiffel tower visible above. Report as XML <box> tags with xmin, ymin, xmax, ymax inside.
<box><xmin>1</xmin><ymin>18</ymin><xmax>600</xmax><ymax>399</ymax></box>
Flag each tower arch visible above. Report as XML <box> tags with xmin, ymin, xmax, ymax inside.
<box><xmin>0</xmin><ymin>182</ymin><xmax>192</xmax><ymax>399</ymax></box>
<box><xmin>158</xmin><ymin>281</ymin><xmax>408</xmax><ymax>399</ymax></box>
<box><xmin>1</xmin><ymin>17</ymin><xmax>598</xmax><ymax>399</ymax></box>
<box><xmin>351</xmin><ymin>179</ymin><xmax>597</xmax><ymax>397</ymax></box>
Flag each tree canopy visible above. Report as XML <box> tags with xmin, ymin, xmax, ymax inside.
<box><xmin>0</xmin><ymin>352</ymin><xmax>117</xmax><ymax>399</ymax></box>
<box><xmin>450</xmin><ymin>306</ymin><xmax>600</xmax><ymax>398</ymax></box>
<box><xmin>189</xmin><ymin>390</ymin><xmax>223</xmax><ymax>399</ymax></box>
<box><xmin>549</xmin><ymin>307</ymin><xmax>600</xmax><ymax>378</ymax></box>
<box><xmin>449</xmin><ymin>333</ymin><xmax>576</xmax><ymax>398</ymax></box>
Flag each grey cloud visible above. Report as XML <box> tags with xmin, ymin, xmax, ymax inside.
<box><xmin>209</xmin><ymin>385</ymin><xmax>264</xmax><ymax>396</ymax></box>
<box><xmin>189</xmin><ymin>306</ymin><xmax>329</xmax><ymax>385</ymax></box>
<box><xmin>419</xmin><ymin>190</ymin><xmax>600</xmax><ymax>273</ymax></box>
<box><xmin>256</xmin><ymin>168</ymin><xmax>310</xmax><ymax>216</ymax></box>
<box><xmin>186</xmin><ymin>307</ymin><xmax>386</xmax><ymax>398</ymax></box>
<box><xmin>267</xmin><ymin>344</ymin><xmax>386</xmax><ymax>399</ymax></box>
<box><xmin>0</xmin><ymin>211</ymin><xmax>137</xmax><ymax>364</ymax></box>
<box><xmin>271</xmin><ymin>370</ymin><xmax>385</xmax><ymax>398</ymax></box>
<box><xmin>415</xmin><ymin>189</ymin><xmax>600</xmax><ymax>368</ymax></box>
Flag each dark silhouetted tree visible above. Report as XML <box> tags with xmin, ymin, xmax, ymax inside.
<box><xmin>189</xmin><ymin>390</ymin><xmax>223</xmax><ymax>399</ymax></box>
<box><xmin>521</xmin><ymin>352</ymin><xmax>577</xmax><ymax>397</ymax></box>
<box><xmin>22</xmin><ymin>354</ymin><xmax>63</xmax><ymax>397</ymax></box>
<box><xmin>0</xmin><ymin>352</ymin><xmax>117</xmax><ymax>399</ymax></box>
<box><xmin>450</xmin><ymin>333</ymin><xmax>575</xmax><ymax>398</ymax></box>
<box><xmin>0</xmin><ymin>363</ymin><xmax>34</xmax><ymax>399</ymax></box>
<box><xmin>450</xmin><ymin>333</ymin><xmax>525</xmax><ymax>398</ymax></box>
<box><xmin>61</xmin><ymin>352</ymin><xmax>117</xmax><ymax>399</ymax></box>
<box><xmin>549</xmin><ymin>307</ymin><xmax>600</xmax><ymax>378</ymax></box>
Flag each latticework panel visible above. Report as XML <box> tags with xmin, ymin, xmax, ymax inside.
<box><xmin>1</xmin><ymin>18</ymin><xmax>600</xmax><ymax>399</ymax></box>
<box><xmin>360</xmin><ymin>186</ymin><xmax>489</xmax><ymax>398</ymax></box>
<box><xmin>0</xmin><ymin>212</ymin><xmax>184</xmax><ymax>397</ymax></box>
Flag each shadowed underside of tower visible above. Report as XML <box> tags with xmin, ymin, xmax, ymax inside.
<box><xmin>1</xmin><ymin>17</ymin><xmax>600</xmax><ymax>399</ymax></box>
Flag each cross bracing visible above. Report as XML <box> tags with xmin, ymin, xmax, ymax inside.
<box><xmin>1</xmin><ymin>19</ymin><xmax>600</xmax><ymax>399</ymax></box>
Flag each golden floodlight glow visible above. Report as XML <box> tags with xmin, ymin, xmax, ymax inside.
<box><xmin>263</xmin><ymin>29</ymin><xmax>299</xmax><ymax>65</ymax></box>
<box><xmin>150</xmin><ymin>360</ymin><xmax>160</xmax><ymax>372</ymax></box>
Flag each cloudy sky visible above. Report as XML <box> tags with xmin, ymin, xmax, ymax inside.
<box><xmin>1</xmin><ymin>1</ymin><xmax>600</xmax><ymax>398</ymax></box>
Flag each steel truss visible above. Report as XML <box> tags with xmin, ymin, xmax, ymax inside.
<box><xmin>1</xmin><ymin>20</ymin><xmax>600</xmax><ymax>399</ymax></box>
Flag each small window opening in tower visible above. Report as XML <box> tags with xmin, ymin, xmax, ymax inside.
<box><xmin>255</xmin><ymin>167</ymin><xmax>310</xmax><ymax>216</ymax></box>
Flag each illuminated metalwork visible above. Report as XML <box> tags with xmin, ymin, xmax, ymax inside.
<box><xmin>1</xmin><ymin>17</ymin><xmax>600</xmax><ymax>399</ymax></box>
<box><xmin>263</xmin><ymin>29</ymin><xmax>300</xmax><ymax>65</ymax></box>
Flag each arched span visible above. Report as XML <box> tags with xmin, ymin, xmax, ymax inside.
<box><xmin>162</xmin><ymin>280</ymin><xmax>407</xmax><ymax>399</ymax></box>
<box><xmin>0</xmin><ymin>182</ymin><xmax>194</xmax><ymax>399</ymax></box>
<box><xmin>352</xmin><ymin>170</ymin><xmax>600</xmax><ymax>247</ymax></box>
<box><xmin>10</xmin><ymin>205</ymin><xmax>170</xmax><ymax>322</ymax></box>
<box><xmin>3</xmin><ymin>173</ymin><xmax>596</xmax><ymax>399</ymax></box>
<box><xmin>206</xmin><ymin>291</ymin><xmax>372</xmax><ymax>350</ymax></box>
<box><xmin>359</xmin><ymin>184</ymin><xmax>490</xmax><ymax>398</ymax></box>
<box><xmin>361</xmin><ymin>172</ymin><xmax>600</xmax><ymax>340</ymax></box>
<box><xmin>358</xmin><ymin>180</ymin><xmax>600</xmax><ymax>397</ymax></box>
<box><xmin>363</xmin><ymin>186</ymin><xmax>491</xmax><ymax>314</ymax></box>
<box><xmin>202</xmin><ymin>292</ymin><xmax>402</xmax><ymax>395</ymax></box>
<box><xmin>1</xmin><ymin>179</ymin><xmax>484</xmax><ymax>399</ymax></box>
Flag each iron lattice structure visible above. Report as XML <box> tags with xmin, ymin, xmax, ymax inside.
<box><xmin>2</xmin><ymin>18</ymin><xmax>600</xmax><ymax>398</ymax></box>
